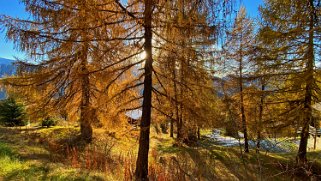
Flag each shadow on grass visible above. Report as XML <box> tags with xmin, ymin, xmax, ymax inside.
<box><xmin>19</xmin><ymin>153</ymin><xmax>52</xmax><ymax>162</ymax></box>
<box><xmin>183</xmin><ymin>147</ymin><xmax>219</xmax><ymax>180</ymax></box>
<box><xmin>4</xmin><ymin>164</ymin><xmax>105</xmax><ymax>181</ymax></box>
<box><xmin>0</xmin><ymin>127</ymin><xmax>94</xmax><ymax>169</ymax></box>
<box><xmin>0</xmin><ymin>128</ymin><xmax>111</xmax><ymax>180</ymax></box>
<box><xmin>157</xmin><ymin>144</ymin><xmax>181</xmax><ymax>154</ymax></box>
<box><xmin>0</xmin><ymin>142</ymin><xmax>17</xmax><ymax>158</ymax></box>
<box><xmin>155</xmin><ymin>136</ymin><xmax>321</xmax><ymax>180</ymax></box>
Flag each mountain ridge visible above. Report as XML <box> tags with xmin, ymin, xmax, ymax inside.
<box><xmin>0</xmin><ymin>57</ymin><xmax>15</xmax><ymax>65</ymax></box>
<box><xmin>0</xmin><ymin>57</ymin><xmax>16</xmax><ymax>99</ymax></box>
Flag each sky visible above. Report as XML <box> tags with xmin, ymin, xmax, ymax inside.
<box><xmin>241</xmin><ymin>0</ymin><xmax>263</xmax><ymax>17</ymax></box>
<box><xmin>0</xmin><ymin>0</ymin><xmax>263</xmax><ymax>60</ymax></box>
<box><xmin>0</xmin><ymin>0</ymin><xmax>29</xmax><ymax>59</ymax></box>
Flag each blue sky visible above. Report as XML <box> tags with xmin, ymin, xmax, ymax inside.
<box><xmin>241</xmin><ymin>0</ymin><xmax>263</xmax><ymax>17</ymax></box>
<box><xmin>0</xmin><ymin>0</ymin><xmax>29</xmax><ymax>59</ymax></box>
<box><xmin>0</xmin><ymin>0</ymin><xmax>263</xmax><ymax>60</ymax></box>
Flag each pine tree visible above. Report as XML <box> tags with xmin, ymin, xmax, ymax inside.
<box><xmin>0</xmin><ymin>97</ymin><xmax>26</xmax><ymax>127</ymax></box>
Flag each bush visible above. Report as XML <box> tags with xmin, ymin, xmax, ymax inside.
<box><xmin>0</xmin><ymin>98</ymin><xmax>26</xmax><ymax>127</ymax></box>
<box><xmin>41</xmin><ymin>117</ymin><xmax>56</xmax><ymax>128</ymax></box>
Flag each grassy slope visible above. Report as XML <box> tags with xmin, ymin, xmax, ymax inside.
<box><xmin>0</xmin><ymin>126</ymin><xmax>320</xmax><ymax>180</ymax></box>
<box><xmin>0</xmin><ymin>127</ymin><xmax>107</xmax><ymax>181</ymax></box>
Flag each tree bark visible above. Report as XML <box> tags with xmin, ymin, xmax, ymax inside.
<box><xmin>79</xmin><ymin>3</ymin><xmax>92</xmax><ymax>143</ymax></box>
<box><xmin>80</xmin><ymin>49</ymin><xmax>92</xmax><ymax>143</ymax></box>
<box><xmin>135</xmin><ymin>0</ymin><xmax>153</xmax><ymax>180</ymax></box>
<box><xmin>170</xmin><ymin>118</ymin><xmax>174</xmax><ymax>138</ymax></box>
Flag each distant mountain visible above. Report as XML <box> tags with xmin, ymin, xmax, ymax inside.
<box><xmin>213</xmin><ymin>75</ymin><xmax>262</xmax><ymax>98</ymax></box>
<box><xmin>0</xmin><ymin>58</ymin><xmax>16</xmax><ymax>77</ymax></box>
<box><xmin>0</xmin><ymin>57</ymin><xmax>15</xmax><ymax>66</ymax></box>
<box><xmin>0</xmin><ymin>57</ymin><xmax>16</xmax><ymax>99</ymax></box>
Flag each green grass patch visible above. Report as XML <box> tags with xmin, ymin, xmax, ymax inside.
<box><xmin>200</xmin><ymin>129</ymin><xmax>212</xmax><ymax>136</ymax></box>
<box><xmin>0</xmin><ymin>142</ymin><xmax>25</xmax><ymax>176</ymax></box>
<box><xmin>0</xmin><ymin>142</ymin><xmax>15</xmax><ymax>157</ymax></box>
<box><xmin>0</xmin><ymin>141</ymin><xmax>106</xmax><ymax>180</ymax></box>
<box><xmin>0</xmin><ymin>126</ymin><xmax>320</xmax><ymax>180</ymax></box>
<box><xmin>157</xmin><ymin>144</ymin><xmax>181</xmax><ymax>154</ymax></box>
<box><xmin>35</xmin><ymin>126</ymin><xmax>80</xmax><ymax>139</ymax></box>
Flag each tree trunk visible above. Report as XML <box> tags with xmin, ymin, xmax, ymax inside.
<box><xmin>177</xmin><ymin>103</ymin><xmax>184</xmax><ymax>141</ymax></box>
<box><xmin>174</xmin><ymin>61</ymin><xmax>183</xmax><ymax>140</ymax></box>
<box><xmin>240</xmin><ymin>90</ymin><xmax>249</xmax><ymax>153</ymax></box>
<box><xmin>79</xmin><ymin>7</ymin><xmax>92</xmax><ymax>142</ymax></box>
<box><xmin>172</xmin><ymin>59</ymin><xmax>179</xmax><ymax>139</ymax></box>
<box><xmin>176</xmin><ymin>55</ymin><xmax>184</xmax><ymax>141</ymax></box>
<box><xmin>135</xmin><ymin>0</ymin><xmax>153</xmax><ymax>180</ymax></box>
<box><xmin>176</xmin><ymin>0</ymin><xmax>185</xmax><ymax>142</ymax></box>
<box><xmin>239</xmin><ymin>55</ymin><xmax>249</xmax><ymax>153</ymax></box>
<box><xmin>257</xmin><ymin>83</ymin><xmax>265</xmax><ymax>153</ymax></box>
<box><xmin>197</xmin><ymin>127</ymin><xmax>200</xmax><ymax>140</ymax></box>
<box><xmin>177</xmin><ymin>57</ymin><xmax>185</xmax><ymax>141</ymax></box>
<box><xmin>222</xmin><ymin>81</ymin><xmax>238</xmax><ymax>138</ymax></box>
<box><xmin>313</xmin><ymin>133</ymin><xmax>316</xmax><ymax>150</ymax></box>
<box><xmin>80</xmin><ymin>53</ymin><xmax>92</xmax><ymax>143</ymax></box>
<box><xmin>170</xmin><ymin>118</ymin><xmax>174</xmax><ymax>138</ymax></box>
<box><xmin>313</xmin><ymin>116</ymin><xmax>318</xmax><ymax>150</ymax></box>
<box><xmin>297</xmin><ymin>0</ymin><xmax>315</xmax><ymax>165</ymax></box>
<box><xmin>177</xmin><ymin>117</ymin><xmax>183</xmax><ymax>140</ymax></box>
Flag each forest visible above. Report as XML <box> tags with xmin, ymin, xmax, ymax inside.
<box><xmin>0</xmin><ymin>0</ymin><xmax>320</xmax><ymax>180</ymax></box>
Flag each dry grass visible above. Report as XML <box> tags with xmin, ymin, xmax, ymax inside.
<box><xmin>0</xmin><ymin>126</ymin><xmax>320</xmax><ymax>180</ymax></box>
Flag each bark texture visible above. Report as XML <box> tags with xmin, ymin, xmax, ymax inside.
<box><xmin>135</xmin><ymin>0</ymin><xmax>153</xmax><ymax>179</ymax></box>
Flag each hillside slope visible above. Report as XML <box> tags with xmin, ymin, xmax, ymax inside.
<box><xmin>0</xmin><ymin>58</ymin><xmax>16</xmax><ymax>99</ymax></box>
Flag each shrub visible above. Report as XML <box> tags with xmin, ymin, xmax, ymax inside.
<box><xmin>0</xmin><ymin>97</ymin><xmax>26</xmax><ymax>127</ymax></box>
<box><xmin>41</xmin><ymin>117</ymin><xmax>56</xmax><ymax>128</ymax></box>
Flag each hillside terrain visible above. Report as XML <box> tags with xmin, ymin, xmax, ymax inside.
<box><xmin>0</xmin><ymin>58</ymin><xmax>15</xmax><ymax>99</ymax></box>
<box><xmin>0</xmin><ymin>126</ymin><xmax>320</xmax><ymax>181</ymax></box>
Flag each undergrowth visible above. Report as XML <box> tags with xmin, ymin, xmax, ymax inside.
<box><xmin>0</xmin><ymin>126</ymin><xmax>320</xmax><ymax>180</ymax></box>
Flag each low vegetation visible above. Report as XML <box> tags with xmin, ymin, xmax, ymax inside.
<box><xmin>0</xmin><ymin>97</ymin><xmax>26</xmax><ymax>127</ymax></box>
<box><xmin>41</xmin><ymin>117</ymin><xmax>57</xmax><ymax>128</ymax></box>
<box><xmin>0</xmin><ymin>126</ymin><xmax>320</xmax><ymax>180</ymax></box>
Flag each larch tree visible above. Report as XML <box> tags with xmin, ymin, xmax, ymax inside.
<box><xmin>252</xmin><ymin>58</ymin><xmax>268</xmax><ymax>152</ymax></box>
<box><xmin>0</xmin><ymin>0</ymin><xmax>132</xmax><ymax>142</ymax></box>
<box><xmin>1</xmin><ymin>0</ymin><xmax>235</xmax><ymax>179</ymax></box>
<box><xmin>223</xmin><ymin>6</ymin><xmax>256</xmax><ymax>153</ymax></box>
<box><xmin>252</xmin><ymin>34</ymin><xmax>282</xmax><ymax>151</ymax></box>
<box><xmin>134</xmin><ymin>0</ymin><xmax>153</xmax><ymax>179</ymax></box>
<box><xmin>151</xmin><ymin>0</ymin><xmax>219</xmax><ymax>143</ymax></box>
<box><xmin>259</xmin><ymin>0</ymin><xmax>321</xmax><ymax>164</ymax></box>
<box><xmin>113</xmin><ymin>0</ymin><xmax>236</xmax><ymax>179</ymax></box>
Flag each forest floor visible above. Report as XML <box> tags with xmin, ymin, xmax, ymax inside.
<box><xmin>0</xmin><ymin>125</ymin><xmax>320</xmax><ymax>181</ymax></box>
